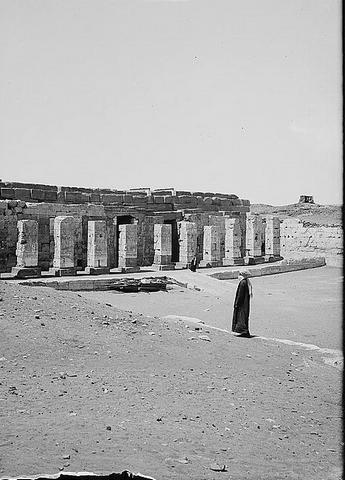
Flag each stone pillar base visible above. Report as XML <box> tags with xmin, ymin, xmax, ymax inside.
<box><xmin>264</xmin><ymin>255</ymin><xmax>283</xmax><ymax>263</ymax></box>
<box><xmin>244</xmin><ymin>256</ymin><xmax>265</xmax><ymax>265</ymax></box>
<box><xmin>174</xmin><ymin>261</ymin><xmax>189</xmax><ymax>270</ymax></box>
<box><xmin>49</xmin><ymin>267</ymin><xmax>77</xmax><ymax>277</ymax></box>
<box><xmin>84</xmin><ymin>266</ymin><xmax>110</xmax><ymax>275</ymax></box>
<box><xmin>199</xmin><ymin>260</ymin><xmax>222</xmax><ymax>268</ymax></box>
<box><xmin>222</xmin><ymin>258</ymin><xmax>245</xmax><ymax>266</ymax></box>
<box><xmin>244</xmin><ymin>256</ymin><xmax>255</xmax><ymax>265</ymax></box>
<box><xmin>11</xmin><ymin>266</ymin><xmax>41</xmax><ymax>279</ymax></box>
<box><xmin>254</xmin><ymin>256</ymin><xmax>266</xmax><ymax>264</ymax></box>
<box><xmin>151</xmin><ymin>264</ymin><xmax>175</xmax><ymax>271</ymax></box>
<box><xmin>111</xmin><ymin>266</ymin><xmax>140</xmax><ymax>274</ymax></box>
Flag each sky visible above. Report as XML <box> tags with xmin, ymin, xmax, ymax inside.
<box><xmin>0</xmin><ymin>0</ymin><xmax>342</xmax><ymax>205</ymax></box>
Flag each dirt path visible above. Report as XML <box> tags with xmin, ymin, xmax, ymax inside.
<box><xmin>0</xmin><ymin>280</ymin><xmax>342</xmax><ymax>480</ymax></box>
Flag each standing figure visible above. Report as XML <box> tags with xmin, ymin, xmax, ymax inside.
<box><xmin>232</xmin><ymin>271</ymin><xmax>253</xmax><ymax>337</ymax></box>
<box><xmin>189</xmin><ymin>255</ymin><xmax>198</xmax><ymax>272</ymax></box>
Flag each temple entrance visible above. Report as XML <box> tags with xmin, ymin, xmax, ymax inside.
<box><xmin>164</xmin><ymin>219</ymin><xmax>179</xmax><ymax>263</ymax></box>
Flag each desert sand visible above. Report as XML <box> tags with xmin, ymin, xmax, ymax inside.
<box><xmin>0</xmin><ymin>266</ymin><xmax>342</xmax><ymax>480</ymax></box>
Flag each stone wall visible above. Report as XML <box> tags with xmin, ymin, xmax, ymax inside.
<box><xmin>0</xmin><ymin>181</ymin><xmax>250</xmax><ymax>213</ymax></box>
<box><xmin>280</xmin><ymin>218</ymin><xmax>343</xmax><ymax>266</ymax></box>
<box><xmin>0</xmin><ymin>181</ymin><xmax>255</xmax><ymax>273</ymax></box>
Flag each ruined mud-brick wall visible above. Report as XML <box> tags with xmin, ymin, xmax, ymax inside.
<box><xmin>280</xmin><ymin>219</ymin><xmax>343</xmax><ymax>266</ymax></box>
<box><xmin>0</xmin><ymin>182</ymin><xmax>250</xmax><ymax>272</ymax></box>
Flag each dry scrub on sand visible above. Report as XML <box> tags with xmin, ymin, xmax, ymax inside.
<box><xmin>0</xmin><ymin>282</ymin><xmax>342</xmax><ymax>480</ymax></box>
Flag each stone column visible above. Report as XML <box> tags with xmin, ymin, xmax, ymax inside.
<box><xmin>152</xmin><ymin>224</ymin><xmax>175</xmax><ymax>270</ymax></box>
<box><xmin>223</xmin><ymin>217</ymin><xmax>244</xmax><ymax>266</ymax></box>
<box><xmin>200</xmin><ymin>225</ymin><xmax>221</xmax><ymax>267</ymax></box>
<box><xmin>85</xmin><ymin>220</ymin><xmax>110</xmax><ymax>274</ymax></box>
<box><xmin>175</xmin><ymin>221</ymin><xmax>197</xmax><ymax>269</ymax></box>
<box><xmin>209</xmin><ymin>215</ymin><xmax>226</xmax><ymax>261</ymax></box>
<box><xmin>265</xmin><ymin>215</ymin><xmax>282</xmax><ymax>260</ymax></box>
<box><xmin>11</xmin><ymin>220</ymin><xmax>41</xmax><ymax>278</ymax></box>
<box><xmin>49</xmin><ymin>216</ymin><xmax>79</xmax><ymax>276</ymax></box>
<box><xmin>245</xmin><ymin>214</ymin><xmax>264</xmax><ymax>264</ymax></box>
<box><xmin>117</xmin><ymin>224</ymin><xmax>140</xmax><ymax>272</ymax></box>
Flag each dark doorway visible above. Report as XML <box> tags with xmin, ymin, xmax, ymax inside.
<box><xmin>117</xmin><ymin>215</ymin><xmax>136</xmax><ymax>226</ymax></box>
<box><xmin>164</xmin><ymin>219</ymin><xmax>179</xmax><ymax>263</ymax></box>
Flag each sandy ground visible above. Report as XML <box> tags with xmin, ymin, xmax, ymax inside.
<box><xmin>82</xmin><ymin>266</ymin><xmax>342</xmax><ymax>350</ymax></box>
<box><xmin>0</xmin><ymin>267</ymin><xmax>343</xmax><ymax>480</ymax></box>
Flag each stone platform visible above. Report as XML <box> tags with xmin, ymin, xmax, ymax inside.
<box><xmin>4</xmin><ymin>256</ymin><xmax>327</xmax><ymax>292</ymax></box>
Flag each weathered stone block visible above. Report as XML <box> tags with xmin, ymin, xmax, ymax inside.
<box><xmin>220</xmin><ymin>199</ymin><xmax>231</xmax><ymax>209</ymax></box>
<box><xmin>118</xmin><ymin>224</ymin><xmax>138</xmax><ymax>269</ymax></box>
<box><xmin>65</xmin><ymin>192</ymin><xmax>85</xmax><ymax>203</ymax></box>
<box><xmin>223</xmin><ymin>217</ymin><xmax>244</xmax><ymax>265</ymax></box>
<box><xmin>15</xmin><ymin>220</ymin><xmax>39</xmax><ymax>267</ymax></box>
<box><xmin>152</xmin><ymin>224</ymin><xmax>174</xmax><ymax>268</ymax></box>
<box><xmin>11</xmin><ymin>266</ymin><xmax>41</xmax><ymax>278</ymax></box>
<box><xmin>31</xmin><ymin>189</ymin><xmax>45</xmax><ymax>201</ymax></box>
<box><xmin>14</xmin><ymin>188</ymin><xmax>31</xmax><ymax>201</ymax></box>
<box><xmin>87</xmin><ymin>220</ymin><xmax>108</xmax><ymax>270</ymax></box>
<box><xmin>1</xmin><ymin>188</ymin><xmax>15</xmax><ymax>199</ymax></box>
<box><xmin>89</xmin><ymin>193</ymin><xmax>101</xmax><ymax>203</ymax></box>
<box><xmin>123</xmin><ymin>194</ymin><xmax>133</xmax><ymax>203</ymax></box>
<box><xmin>84</xmin><ymin>266</ymin><xmax>110</xmax><ymax>275</ymax></box>
<box><xmin>132</xmin><ymin>196</ymin><xmax>148</xmax><ymax>204</ymax></box>
<box><xmin>178</xmin><ymin>195</ymin><xmax>192</xmax><ymax>204</ymax></box>
<box><xmin>200</xmin><ymin>225</ymin><xmax>221</xmax><ymax>267</ymax></box>
<box><xmin>52</xmin><ymin>216</ymin><xmax>79</xmax><ymax>272</ymax></box>
<box><xmin>177</xmin><ymin>221</ymin><xmax>197</xmax><ymax>267</ymax></box>
<box><xmin>44</xmin><ymin>190</ymin><xmax>58</xmax><ymax>202</ymax></box>
<box><xmin>101</xmin><ymin>194</ymin><xmax>117</xmax><ymax>204</ymax></box>
<box><xmin>246</xmin><ymin>214</ymin><xmax>263</xmax><ymax>257</ymax></box>
<box><xmin>265</xmin><ymin>215</ymin><xmax>281</xmax><ymax>257</ymax></box>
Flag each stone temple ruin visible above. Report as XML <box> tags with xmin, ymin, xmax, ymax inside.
<box><xmin>0</xmin><ymin>182</ymin><xmax>282</xmax><ymax>278</ymax></box>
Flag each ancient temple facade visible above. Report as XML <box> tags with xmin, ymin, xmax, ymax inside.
<box><xmin>0</xmin><ymin>181</ymin><xmax>282</xmax><ymax>277</ymax></box>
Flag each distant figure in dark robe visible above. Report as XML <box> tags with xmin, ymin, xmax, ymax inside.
<box><xmin>232</xmin><ymin>271</ymin><xmax>253</xmax><ymax>337</ymax></box>
<box><xmin>189</xmin><ymin>256</ymin><xmax>198</xmax><ymax>272</ymax></box>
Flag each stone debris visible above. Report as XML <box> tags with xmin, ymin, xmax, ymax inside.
<box><xmin>199</xmin><ymin>335</ymin><xmax>211</xmax><ymax>342</ymax></box>
<box><xmin>209</xmin><ymin>463</ymin><xmax>228</xmax><ymax>472</ymax></box>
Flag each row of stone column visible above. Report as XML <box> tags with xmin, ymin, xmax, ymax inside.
<box><xmin>10</xmin><ymin>214</ymin><xmax>281</xmax><ymax>277</ymax></box>
<box><xmin>11</xmin><ymin>216</ymin><xmax>140</xmax><ymax>278</ymax></box>
<box><xmin>152</xmin><ymin>215</ymin><xmax>281</xmax><ymax>269</ymax></box>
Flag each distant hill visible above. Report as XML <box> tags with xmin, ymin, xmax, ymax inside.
<box><xmin>250</xmin><ymin>203</ymin><xmax>342</xmax><ymax>227</ymax></box>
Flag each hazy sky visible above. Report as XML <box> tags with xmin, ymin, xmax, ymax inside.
<box><xmin>0</xmin><ymin>0</ymin><xmax>342</xmax><ymax>204</ymax></box>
